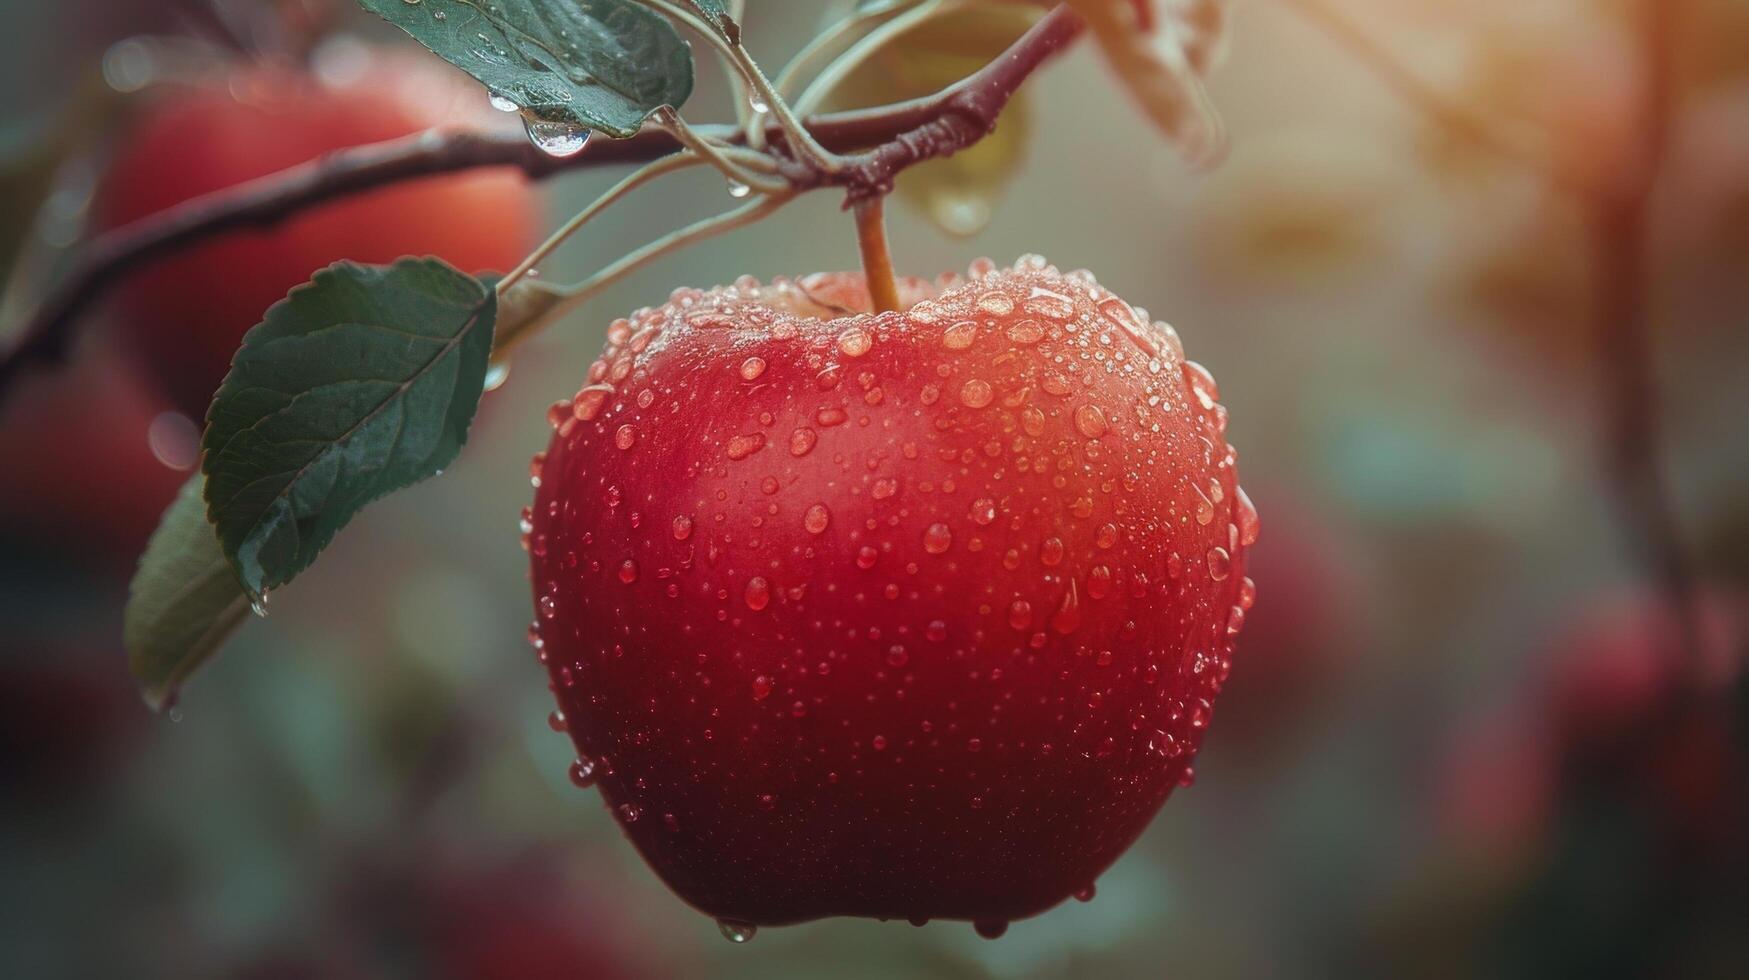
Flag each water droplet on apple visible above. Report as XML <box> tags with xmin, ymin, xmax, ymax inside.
<box><xmin>718</xmin><ymin>919</ymin><xmax>757</xmax><ymax>943</ymax></box>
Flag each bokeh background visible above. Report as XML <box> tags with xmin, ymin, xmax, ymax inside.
<box><xmin>3</xmin><ymin>1</ymin><xmax>1746</xmax><ymax>977</ymax></box>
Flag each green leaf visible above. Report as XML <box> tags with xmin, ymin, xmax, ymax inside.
<box><xmin>356</xmin><ymin>0</ymin><xmax>694</xmax><ymax>138</ymax></box>
<box><xmin>202</xmin><ymin>258</ymin><xmax>496</xmax><ymax>600</ymax></box>
<box><xmin>125</xmin><ymin>475</ymin><xmax>252</xmax><ymax>712</ymax></box>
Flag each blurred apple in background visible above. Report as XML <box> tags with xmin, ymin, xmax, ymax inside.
<box><xmin>0</xmin><ymin>347</ymin><xmax>189</xmax><ymax>569</ymax></box>
<box><xmin>94</xmin><ymin>45</ymin><xmax>540</xmax><ymax>418</ymax></box>
<box><xmin>325</xmin><ymin>846</ymin><xmax>672</xmax><ymax>980</ymax></box>
<box><xmin>1207</xmin><ymin>490</ymin><xmax>1365</xmax><ymax>761</ymax></box>
<box><xmin>0</xmin><ymin>636</ymin><xmax>148</xmax><ymax>796</ymax></box>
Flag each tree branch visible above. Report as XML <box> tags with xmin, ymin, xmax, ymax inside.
<box><xmin>1587</xmin><ymin>0</ymin><xmax>1702</xmax><ymax>666</ymax></box>
<box><xmin>0</xmin><ymin>5</ymin><xmax>1085</xmax><ymax>405</ymax></box>
<box><xmin>1278</xmin><ymin>0</ymin><xmax>1580</xmax><ymax>193</ymax></box>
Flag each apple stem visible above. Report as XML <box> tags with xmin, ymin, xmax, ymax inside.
<box><xmin>854</xmin><ymin>197</ymin><xmax>901</xmax><ymax>314</ymax></box>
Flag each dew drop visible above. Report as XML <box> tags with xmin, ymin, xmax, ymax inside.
<box><xmin>923</xmin><ymin>523</ymin><xmax>953</xmax><ymax>554</ymax></box>
<box><xmin>974</xmin><ymin>920</ymin><xmax>1009</xmax><ymax>940</ymax></box>
<box><xmin>567</xmin><ymin>757</ymin><xmax>597</xmax><ymax>788</ymax></box>
<box><xmin>1087</xmin><ymin>565</ymin><xmax>1113</xmax><ymax>599</ymax></box>
<box><xmin>804</xmin><ymin>503</ymin><xmax>830</xmax><ymax>534</ymax></box>
<box><xmin>1074</xmin><ymin>404</ymin><xmax>1108</xmax><ymax>439</ymax></box>
<box><xmin>959</xmin><ymin>379</ymin><xmax>993</xmax><ymax>409</ymax></box>
<box><xmin>672</xmin><ymin>514</ymin><xmax>694</xmax><ymax>540</ymax></box>
<box><xmin>969</xmin><ymin>498</ymin><xmax>997</xmax><ymax>525</ymax></box>
<box><xmin>744</xmin><ymin>576</ymin><xmax>772</xmax><ymax>611</ymax></box>
<box><xmin>1006</xmin><ymin>319</ymin><xmax>1044</xmax><ymax>345</ymax></box>
<box><xmin>725</xmin><ymin>432</ymin><xmax>766</xmax><ymax>460</ymax></box>
<box><xmin>1095</xmin><ymin>523</ymin><xmax>1119</xmax><ymax>549</ymax></box>
<box><xmin>1207</xmin><ymin>546</ymin><xmax>1232</xmax><ymax>582</ymax></box>
<box><xmin>572</xmin><ymin>384</ymin><xmax>611</xmax><ymax>421</ymax></box>
<box><xmin>789</xmin><ymin>427</ymin><xmax>818</xmax><ymax>456</ymax></box>
<box><xmin>522</xmin><ymin>114</ymin><xmax>590</xmax><ymax>157</ymax></box>
<box><xmin>1039</xmin><ymin>537</ymin><xmax>1065</xmax><ymax>567</ymax></box>
<box><xmin>1025</xmin><ymin>289</ymin><xmax>1075</xmax><ymax>319</ymax></box>
<box><xmin>1235</xmin><ymin>485</ymin><xmax>1261</xmax><ymax>546</ymax></box>
<box><xmin>739</xmin><ymin>356</ymin><xmax>767</xmax><ymax>381</ymax></box>
<box><xmin>943</xmin><ymin>320</ymin><xmax>979</xmax><ymax>350</ymax></box>
<box><xmin>976</xmin><ymin>291</ymin><xmax>1014</xmax><ymax>315</ymax></box>
<box><xmin>837</xmin><ymin>326</ymin><xmax>872</xmax><ymax>357</ymax></box>
<box><xmin>718</xmin><ymin>920</ymin><xmax>757</xmax><ymax>944</ymax></box>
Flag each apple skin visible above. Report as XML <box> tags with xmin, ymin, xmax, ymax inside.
<box><xmin>528</xmin><ymin>257</ymin><xmax>1255</xmax><ymax>930</ymax></box>
<box><xmin>93</xmin><ymin>51</ymin><xmax>540</xmax><ymax>418</ymax></box>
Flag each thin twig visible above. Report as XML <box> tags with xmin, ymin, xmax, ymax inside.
<box><xmin>0</xmin><ymin>5</ymin><xmax>1086</xmax><ymax>404</ymax></box>
<box><xmin>799</xmin><ymin>6</ymin><xmax>1086</xmax><ymax>203</ymax></box>
<box><xmin>1587</xmin><ymin>0</ymin><xmax>1702</xmax><ymax>666</ymax></box>
<box><xmin>1278</xmin><ymin>0</ymin><xmax>1580</xmax><ymax>193</ymax></box>
<box><xmin>793</xmin><ymin>0</ymin><xmax>948</xmax><ymax>117</ymax></box>
<box><xmin>653</xmin><ymin>109</ymin><xmax>788</xmax><ymax>195</ymax></box>
<box><xmin>773</xmin><ymin>0</ymin><xmax>934</xmax><ymax>103</ymax></box>
<box><xmin>496</xmin><ymin>194</ymin><xmax>793</xmax><ymax>354</ymax></box>
<box><xmin>498</xmin><ymin>152</ymin><xmax>705</xmax><ymax>293</ymax></box>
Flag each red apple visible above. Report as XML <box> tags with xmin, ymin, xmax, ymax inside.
<box><xmin>93</xmin><ymin>48</ymin><xmax>540</xmax><ymax>418</ymax></box>
<box><xmin>527</xmin><ymin>257</ymin><xmax>1256</xmax><ymax>934</ymax></box>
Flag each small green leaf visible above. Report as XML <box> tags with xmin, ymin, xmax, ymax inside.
<box><xmin>356</xmin><ymin>0</ymin><xmax>694</xmax><ymax>138</ymax></box>
<box><xmin>125</xmin><ymin>474</ymin><xmax>252</xmax><ymax>712</ymax></box>
<box><xmin>202</xmin><ymin>258</ymin><xmax>496</xmax><ymax>600</ymax></box>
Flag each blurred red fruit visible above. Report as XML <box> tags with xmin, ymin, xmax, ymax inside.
<box><xmin>1209</xmin><ymin>491</ymin><xmax>1360</xmax><ymax>754</ymax></box>
<box><xmin>93</xmin><ymin>49</ymin><xmax>540</xmax><ymax>418</ymax></box>
<box><xmin>1437</xmin><ymin>589</ymin><xmax>1746</xmax><ymax>865</ymax></box>
<box><xmin>318</xmin><ymin>849</ymin><xmax>666</xmax><ymax>980</ymax></box>
<box><xmin>528</xmin><ymin>257</ymin><xmax>1256</xmax><ymax>933</ymax></box>
<box><xmin>0</xmin><ymin>348</ymin><xmax>188</xmax><ymax>567</ymax></box>
<box><xmin>0</xmin><ymin>640</ymin><xmax>148</xmax><ymax>793</ymax></box>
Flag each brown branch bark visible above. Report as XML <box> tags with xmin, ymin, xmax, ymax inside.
<box><xmin>0</xmin><ymin>6</ymin><xmax>1085</xmax><ymax>405</ymax></box>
